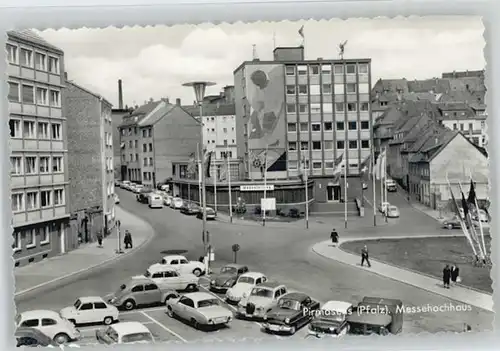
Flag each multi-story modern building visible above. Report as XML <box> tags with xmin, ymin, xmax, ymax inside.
<box><xmin>233</xmin><ymin>46</ymin><xmax>372</xmax><ymax>203</ymax></box>
<box><xmin>7</xmin><ymin>30</ymin><xmax>72</xmax><ymax>266</ymax></box>
<box><xmin>64</xmin><ymin>79</ymin><xmax>115</xmax><ymax>243</ymax></box>
<box><xmin>119</xmin><ymin>98</ymin><xmax>201</xmax><ymax>188</ymax></box>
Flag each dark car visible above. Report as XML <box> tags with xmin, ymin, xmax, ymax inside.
<box><xmin>209</xmin><ymin>264</ymin><xmax>249</xmax><ymax>293</ymax></box>
<box><xmin>180</xmin><ymin>202</ymin><xmax>200</xmax><ymax>215</ymax></box>
<box><xmin>136</xmin><ymin>189</ymin><xmax>152</xmax><ymax>204</ymax></box>
<box><xmin>442</xmin><ymin>216</ymin><xmax>462</xmax><ymax>230</ymax></box>
<box><xmin>262</xmin><ymin>292</ymin><xmax>320</xmax><ymax>335</ymax></box>
<box><xmin>15</xmin><ymin>327</ymin><xmax>59</xmax><ymax>347</ymax></box>
<box><xmin>196</xmin><ymin>207</ymin><xmax>217</xmax><ymax>220</ymax></box>
<box><xmin>347</xmin><ymin>297</ymin><xmax>403</xmax><ymax>336</ymax></box>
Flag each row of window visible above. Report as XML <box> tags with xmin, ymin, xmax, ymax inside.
<box><xmin>104</xmin><ymin>132</ymin><xmax>112</xmax><ymax>148</ymax></box>
<box><xmin>207</xmin><ymin>139</ymin><xmax>235</xmax><ymax>145</ymax></box>
<box><xmin>106</xmin><ymin>157</ymin><xmax>113</xmax><ymax>172</ymax></box>
<box><xmin>9</xmin><ymin>119</ymin><xmax>62</xmax><ymax>140</ymax></box>
<box><xmin>6</xmin><ymin>44</ymin><xmax>60</xmax><ymax>74</ymax></box>
<box><xmin>289</xmin><ymin>139</ymin><xmax>370</xmax><ymax>151</ymax></box>
<box><xmin>286</xmin><ymin>83</ymin><xmax>367</xmax><ymax>96</ymax></box>
<box><xmin>452</xmin><ymin>122</ymin><xmax>485</xmax><ymax>131</ymax></box>
<box><xmin>13</xmin><ymin>225</ymin><xmax>52</xmax><ymax>251</ymax></box>
<box><xmin>143</xmin><ymin>171</ymin><xmax>154</xmax><ymax>181</ymax></box>
<box><xmin>143</xmin><ymin>157</ymin><xmax>154</xmax><ymax>167</ymax></box>
<box><xmin>142</xmin><ymin>143</ymin><xmax>153</xmax><ymax>152</ymax></box>
<box><xmin>206</xmin><ymin>127</ymin><xmax>235</xmax><ymax>133</ymax></box>
<box><xmin>121</xmin><ymin>127</ymin><xmax>153</xmax><ymax>137</ymax></box>
<box><xmin>287</xmin><ymin>121</ymin><xmax>370</xmax><ymax>133</ymax></box>
<box><xmin>106</xmin><ymin>182</ymin><xmax>115</xmax><ymax>196</ymax></box>
<box><xmin>286</xmin><ymin>101</ymin><xmax>369</xmax><ymax>114</ymax></box>
<box><xmin>12</xmin><ymin>188</ymin><xmax>65</xmax><ymax>212</ymax></box>
<box><xmin>11</xmin><ymin>155</ymin><xmax>64</xmax><ymax>175</ymax></box>
<box><xmin>8</xmin><ymin>82</ymin><xmax>61</xmax><ymax>107</ymax></box>
<box><xmin>285</xmin><ymin>63</ymin><xmax>369</xmax><ymax>76</ymax></box>
<box><xmin>287</xmin><ymin>160</ymin><xmax>361</xmax><ymax>170</ymax></box>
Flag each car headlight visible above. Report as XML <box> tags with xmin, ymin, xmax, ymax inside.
<box><xmin>329</xmin><ymin>327</ymin><xmax>335</xmax><ymax>331</ymax></box>
<box><xmin>285</xmin><ymin>318</ymin><xmax>290</xmax><ymax>324</ymax></box>
<box><xmin>263</xmin><ymin>316</ymin><xmax>268</xmax><ymax>320</ymax></box>
<box><xmin>208</xmin><ymin>319</ymin><xmax>213</xmax><ymax>324</ymax></box>
<box><xmin>211</xmin><ymin>280</ymin><xmax>215</xmax><ymax>285</ymax></box>
<box><xmin>224</xmin><ymin>280</ymin><xmax>234</xmax><ymax>287</ymax></box>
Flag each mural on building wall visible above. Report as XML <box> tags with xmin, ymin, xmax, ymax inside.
<box><xmin>245</xmin><ymin>64</ymin><xmax>286</xmax><ymax>176</ymax></box>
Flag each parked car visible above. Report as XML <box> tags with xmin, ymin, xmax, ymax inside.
<box><xmin>148</xmin><ymin>193</ymin><xmax>164</xmax><ymax>208</ymax></box>
<box><xmin>133</xmin><ymin>184</ymin><xmax>145</xmax><ymax>194</ymax></box>
<box><xmin>386</xmin><ymin>179</ymin><xmax>397</xmax><ymax>192</ymax></box>
<box><xmin>170</xmin><ymin>197</ymin><xmax>184</xmax><ymax>209</ymax></box>
<box><xmin>60</xmin><ymin>296</ymin><xmax>119</xmax><ymax>326</ymax></box>
<box><xmin>163</xmin><ymin>195</ymin><xmax>172</xmax><ymax>206</ymax></box>
<box><xmin>180</xmin><ymin>202</ymin><xmax>200</xmax><ymax>215</ymax></box>
<box><xmin>15</xmin><ymin>327</ymin><xmax>60</xmax><ymax>347</ymax></box>
<box><xmin>225</xmin><ymin>272</ymin><xmax>268</xmax><ymax>305</ymax></box>
<box><xmin>307</xmin><ymin>301</ymin><xmax>352</xmax><ymax>338</ymax></box>
<box><xmin>379</xmin><ymin>202</ymin><xmax>390</xmax><ymax>214</ymax></box>
<box><xmin>96</xmin><ymin>322</ymin><xmax>155</xmax><ymax>345</ymax></box>
<box><xmin>15</xmin><ymin>310</ymin><xmax>81</xmax><ymax>345</ymax></box>
<box><xmin>140</xmin><ymin>264</ymin><xmax>199</xmax><ymax>291</ymax></box>
<box><xmin>120</xmin><ymin>181</ymin><xmax>131</xmax><ymax>189</ymax></box>
<box><xmin>114</xmin><ymin>194</ymin><xmax>120</xmax><ymax>204</ymax></box>
<box><xmin>236</xmin><ymin>281</ymin><xmax>288</xmax><ymax>319</ymax></box>
<box><xmin>442</xmin><ymin>216</ymin><xmax>461</xmax><ymax>230</ymax></box>
<box><xmin>136</xmin><ymin>189</ymin><xmax>153</xmax><ymax>203</ymax></box>
<box><xmin>166</xmin><ymin>292</ymin><xmax>233</xmax><ymax>330</ymax></box>
<box><xmin>262</xmin><ymin>292</ymin><xmax>320</xmax><ymax>335</ymax></box>
<box><xmin>106</xmin><ymin>277</ymin><xmax>179</xmax><ymax>311</ymax></box>
<box><xmin>209</xmin><ymin>264</ymin><xmax>249</xmax><ymax>293</ymax></box>
<box><xmin>386</xmin><ymin>205</ymin><xmax>400</xmax><ymax>218</ymax></box>
<box><xmin>160</xmin><ymin>255</ymin><xmax>206</xmax><ymax>277</ymax></box>
<box><xmin>196</xmin><ymin>207</ymin><xmax>217</xmax><ymax>220</ymax></box>
<box><xmin>347</xmin><ymin>297</ymin><xmax>403</xmax><ymax>336</ymax></box>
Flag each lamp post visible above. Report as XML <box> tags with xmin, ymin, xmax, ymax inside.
<box><xmin>183</xmin><ymin>81</ymin><xmax>216</xmax><ymax>271</ymax></box>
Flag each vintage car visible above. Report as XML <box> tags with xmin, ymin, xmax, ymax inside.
<box><xmin>15</xmin><ymin>327</ymin><xmax>60</xmax><ymax>347</ymax></box>
<box><xmin>307</xmin><ymin>300</ymin><xmax>353</xmax><ymax>338</ymax></box>
<box><xmin>209</xmin><ymin>264</ymin><xmax>249</xmax><ymax>293</ymax></box>
<box><xmin>262</xmin><ymin>292</ymin><xmax>320</xmax><ymax>335</ymax></box>
<box><xmin>160</xmin><ymin>254</ymin><xmax>206</xmax><ymax>277</ymax></box>
<box><xmin>136</xmin><ymin>188</ymin><xmax>153</xmax><ymax>203</ymax></box>
<box><xmin>378</xmin><ymin>202</ymin><xmax>390</xmax><ymax>214</ymax></box>
<box><xmin>180</xmin><ymin>202</ymin><xmax>201</xmax><ymax>215</ymax></box>
<box><xmin>386</xmin><ymin>205</ymin><xmax>400</xmax><ymax>218</ymax></box>
<box><xmin>106</xmin><ymin>277</ymin><xmax>179</xmax><ymax>311</ymax></box>
<box><xmin>15</xmin><ymin>310</ymin><xmax>81</xmax><ymax>345</ymax></box>
<box><xmin>236</xmin><ymin>281</ymin><xmax>288</xmax><ymax>319</ymax></box>
<box><xmin>225</xmin><ymin>272</ymin><xmax>268</xmax><ymax>305</ymax></box>
<box><xmin>133</xmin><ymin>184</ymin><xmax>145</xmax><ymax>194</ymax></box>
<box><xmin>114</xmin><ymin>194</ymin><xmax>120</xmax><ymax>204</ymax></box>
<box><xmin>163</xmin><ymin>195</ymin><xmax>172</xmax><ymax>206</ymax></box>
<box><xmin>96</xmin><ymin>322</ymin><xmax>155</xmax><ymax>345</ymax></box>
<box><xmin>442</xmin><ymin>216</ymin><xmax>462</xmax><ymax>230</ymax></box>
<box><xmin>166</xmin><ymin>292</ymin><xmax>233</xmax><ymax>330</ymax></box>
<box><xmin>386</xmin><ymin>179</ymin><xmax>397</xmax><ymax>192</ymax></box>
<box><xmin>347</xmin><ymin>297</ymin><xmax>403</xmax><ymax>336</ymax></box>
<box><xmin>120</xmin><ymin>181</ymin><xmax>130</xmax><ymax>189</ymax></box>
<box><xmin>140</xmin><ymin>264</ymin><xmax>199</xmax><ymax>291</ymax></box>
<box><xmin>170</xmin><ymin>197</ymin><xmax>184</xmax><ymax>209</ymax></box>
<box><xmin>196</xmin><ymin>207</ymin><xmax>217</xmax><ymax>220</ymax></box>
<box><xmin>148</xmin><ymin>193</ymin><xmax>164</xmax><ymax>208</ymax></box>
<box><xmin>60</xmin><ymin>296</ymin><xmax>119</xmax><ymax>326</ymax></box>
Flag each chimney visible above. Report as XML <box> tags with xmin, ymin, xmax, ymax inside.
<box><xmin>176</xmin><ymin>98</ymin><xmax>181</xmax><ymax>106</ymax></box>
<box><xmin>118</xmin><ymin>79</ymin><xmax>124</xmax><ymax>110</ymax></box>
<box><xmin>64</xmin><ymin>72</ymin><xmax>68</xmax><ymax>80</ymax></box>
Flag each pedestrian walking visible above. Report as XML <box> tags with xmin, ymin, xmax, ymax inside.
<box><xmin>330</xmin><ymin>228</ymin><xmax>339</xmax><ymax>246</ymax></box>
<box><xmin>124</xmin><ymin>230</ymin><xmax>133</xmax><ymax>249</ymax></box>
<box><xmin>96</xmin><ymin>231</ymin><xmax>103</xmax><ymax>247</ymax></box>
<box><xmin>443</xmin><ymin>264</ymin><xmax>451</xmax><ymax>288</ymax></box>
<box><xmin>361</xmin><ymin>245</ymin><xmax>371</xmax><ymax>267</ymax></box>
<box><xmin>450</xmin><ymin>264</ymin><xmax>460</xmax><ymax>285</ymax></box>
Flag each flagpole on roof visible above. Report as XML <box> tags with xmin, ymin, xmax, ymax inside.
<box><xmin>468</xmin><ymin>168</ymin><xmax>487</xmax><ymax>257</ymax></box>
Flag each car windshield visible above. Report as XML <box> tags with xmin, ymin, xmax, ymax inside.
<box><xmin>121</xmin><ymin>333</ymin><xmax>154</xmax><ymax>344</ymax></box>
<box><xmin>278</xmin><ymin>299</ymin><xmax>301</xmax><ymax>310</ymax></box>
<box><xmin>238</xmin><ymin>276</ymin><xmax>255</xmax><ymax>284</ymax></box>
<box><xmin>221</xmin><ymin>266</ymin><xmax>237</xmax><ymax>274</ymax></box>
<box><xmin>389</xmin><ymin>206</ymin><xmax>397</xmax><ymax>211</ymax></box>
<box><xmin>316</xmin><ymin>310</ymin><xmax>345</xmax><ymax>322</ymax></box>
<box><xmin>197</xmin><ymin>299</ymin><xmax>220</xmax><ymax>308</ymax></box>
<box><xmin>251</xmin><ymin>288</ymin><xmax>273</xmax><ymax>298</ymax></box>
<box><xmin>74</xmin><ymin>299</ymin><xmax>82</xmax><ymax>309</ymax></box>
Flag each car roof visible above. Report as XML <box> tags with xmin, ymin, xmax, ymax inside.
<box><xmin>162</xmin><ymin>255</ymin><xmax>187</xmax><ymax>260</ymax></box>
<box><xmin>281</xmin><ymin>292</ymin><xmax>309</xmax><ymax>301</ymax></box>
<box><xmin>77</xmin><ymin>296</ymin><xmax>106</xmax><ymax>304</ymax></box>
<box><xmin>148</xmin><ymin>264</ymin><xmax>178</xmax><ymax>273</ymax></box>
<box><xmin>127</xmin><ymin>277</ymin><xmax>154</xmax><ymax>284</ymax></box>
<box><xmin>321</xmin><ymin>301</ymin><xmax>353</xmax><ymax>313</ymax></box>
<box><xmin>240</xmin><ymin>272</ymin><xmax>265</xmax><ymax>279</ymax></box>
<box><xmin>182</xmin><ymin>292</ymin><xmax>214</xmax><ymax>302</ymax></box>
<box><xmin>19</xmin><ymin>310</ymin><xmax>60</xmax><ymax>320</ymax></box>
<box><xmin>223</xmin><ymin>263</ymin><xmax>247</xmax><ymax>269</ymax></box>
<box><xmin>111</xmin><ymin>322</ymin><xmax>151</xmax><ymax>335</ymax></box>
<box><xmin>259</xmin><ymin>281</ymin><xmax>283</xmax><ymax>289</ymax></box>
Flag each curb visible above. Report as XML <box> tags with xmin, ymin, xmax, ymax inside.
<box><xmin>311</xmin><ymin>239</ymin><xmax>493</xmax><ymax>311</ymax></box>
<box><xmin>14</xmin><ymin>206</ymin><xmax>156</xmax><ymax>299</ymax></box>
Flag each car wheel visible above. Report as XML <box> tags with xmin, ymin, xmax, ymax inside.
<box><xmin>191</xmin><ymin>318</ymin><xmax>200</xmax><ymax>329</ymax></box>
<box><xmin>166</xmin><ymin>307</ymin><xmax>175</xmax><ymax>318</ymax></box>
<box><xmin>187</xmin><ymin>284</ymin><xmax>198</xmax><ymax>291</ymax></box>
<box><xmin>123</xmin><ymin>299</ymin><xmax>136</xmax><ymax>311</ymax></box>
<box><xmin>193</xmin><ymin>268</ymin><xmax>202</xmax><ymax>277</ymax></box>
<box><xmin>68</xmin><ymin>319</ymin><xmax>76</xmax><ymax>325</ymax></box>
<box><xmin>54</xmin><ymin>333</ymin><xmax>70</xmax><ymax>345</ymax></box>
<box><xmin>103</xmin><ymin>316</ymin><xmax>114</xmax><ymax>325</ymax></box>
<box><xmin>447</xmin><ymin>224</ymin><xmax>453</xmax><ymax>230</ymax></box>
<box><xmin>289</xmin><ymin>325</ymin><xmax>296</xmax><ymax>335</ymax></box>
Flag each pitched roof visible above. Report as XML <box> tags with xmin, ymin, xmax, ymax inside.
<box><xmin>66</xmin><ymin>80</ymin><xmax>112</xmax><ymax>107</ymax></box>
<box><xmin>407</xmin><ymin>78</ymin><xmax>450</xmax><ymax>94</ymax></box>
<box><xmin>8</xmin><ymin>29</ymin><xmax>63</xmax><ymax>54</ymax></box>
<box><xmin>138</xmin><ymin>103</ymin><xmax>175</xmax><ymax>126</ymax></box>
<box><xmin>130</xmin><ymin>100</ymin><xmax>163</xmax><ymax>117</ymax></box>
<box><xmin>409</xmin><ymin>128</ymin><xmax>458</xmax><ymax>163</ymax></box>
<box><xmin>183</xmin><ymin>103</ymin><xmax>236</xmax><ymax>117</ymax></box>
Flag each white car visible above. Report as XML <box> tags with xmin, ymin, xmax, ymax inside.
<box><xmin>163</xmin><ymin>195</ymin><xmax>172</xmax><ymax>206</ymax></box>
<box><xmin>379</xmin><ymin>202</ymin><xmax>390</xmax><ymax>214</ymax></box>
<box><xmin>16</xmin><ymin>310</ymin><xmax>81</xmax><ymax>345</ymax></box>
<box><xmin>160</xmin><ymin>255</ymin><xmax>205</xmax><ymax>277</ymax></box>
<box><xmin>170</xmin><ymin>197</ymin><xmax>183</xmax><ymax>209</ymax></box>
<box><xmin>114</xmin><ymin>194</ymin><xmax>120</xmax><ymax>204</ymax></box>
<box><xmin>140</xmin><ymin>264</ymin><xmax>199</xmax><ymax>291</ymax></box>
<box><xmin>134</xmin><ymin>185</ymin><xmax>145</xmax><ymax>193</ymax></box>
<box><xmin>308</xmin><ymin>300</ymin><xmax>352</xmax><ymax>338</ymax></box>
<box><xmin>120</xmin><ymin>181</ymin><xmax>131</xmax><ymax>189</ymax></box>
<box><xmin>96</xmin><ymin>322</ymin><xmax>154</xmax><ymax>345</ymax></box>
<box><xmin>225</xmin><ymin>272</ymin><xmax>268</xmax><ymax>305</ymax></box>
<box><xmin>60</xmin><ymin>296</ymin><xmax>119</xmax><ymax>326</ymax></box>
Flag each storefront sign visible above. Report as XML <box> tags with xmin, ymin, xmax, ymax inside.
<box><xmin>261</xmin><ymin>198</ymin><xmax>276</xmax><ymax>211</ymax></box>
<box><xmin>239</xmin><ymin>184</ymin><xmax>275</xmax><ymax>191</ymax></box>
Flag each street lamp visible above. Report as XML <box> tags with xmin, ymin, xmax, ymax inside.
<box><xmin>183</xmin><ymin>81</ymin><xmax>216</xmax><ymax>272</ymax></box>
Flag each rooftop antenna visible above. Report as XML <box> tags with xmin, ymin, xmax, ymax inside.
<box><xmin>338</xmin><ymin>40</ymin><xmax>348</xmax><ymax>60</ymax></box>
<box><xmin>252</xmin><ymin>44</ymin><xmax>258</xmax><ymax>60</ymax></box>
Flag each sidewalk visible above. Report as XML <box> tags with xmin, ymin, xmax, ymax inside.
<box><xmin>311</xmin><ymin>240</ymin><xmax>493</xmax><ymax>312</ymax></box>
<box><xmin>216</xmin><ymin>211</ymin><xmax>327</xmax><ymax>230</ymax></box>
<box><xmin>15</xmin><ymin>206</ymin><xmax>155</xmax><ymax>297</ymax></box>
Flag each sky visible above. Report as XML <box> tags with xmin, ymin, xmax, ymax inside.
<box><xmin>36</xmin><ymin>16</ymin><xmax>485</xmax><ymax>109</ymax></box>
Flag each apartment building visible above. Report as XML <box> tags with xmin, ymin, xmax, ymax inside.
<box><xmin>437</xmin><ymin>102</ymin><xmax>487</xmax><ymax>148</ymax></box>
<box><xmin>7</xmin><ymin>30</ymin><xmax>71</xmax><ymax>266</ymax></box>
<box><xmin>233</xmin><ymin>46</ymin><xmax>372</xmax><ymax>202</ymax></box>
<box><xmin>119</xmin><ymin>99</ymin><xmax>201</xmax><ymax>187</ymax></box>
<box><xmin>64</xmin><ymin>80</ymin><xmax>115</xmax><ymax>242</ymax></box>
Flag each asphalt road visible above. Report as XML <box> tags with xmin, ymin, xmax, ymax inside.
<box><xmin>15</xmin><ymin>187</ymin><xmax>493</xmax><ymax>343</ymax></box>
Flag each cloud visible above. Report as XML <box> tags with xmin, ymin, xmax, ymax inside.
<box><xmin>36</xmin><ymin>17</ymin><xmax>485</xmax><ymax>108</ymax></box>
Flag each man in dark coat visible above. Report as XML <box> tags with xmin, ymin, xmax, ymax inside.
<box><xmin>443</xmin><ymin>264</ymin><xmax>451</xmax><ymax>288</ymax></box>
<box><xmin>124</xmin><ymin>230</ymin><xmax>133</xmax><ymax>249</ymax></box>
<box><xmin>361</xmin><ymin>245</ymin><xmax>371</xmax><ymax>267</ymax></box>
<box><xmin>330</xmin><ymin>229</ymin><xmax>339</xmax><ymax>245</ymax></box>
<box><xmin>450</xmin><ymin>264</ymin><xmax>459</xmax><ymax>285</ymax></box>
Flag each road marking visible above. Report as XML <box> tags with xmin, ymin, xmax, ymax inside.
<box><xmin>78</xmin><ymin>321</ymin><xmax>155</xmax><ymax>333</ymax></box>
<box><xmin>120</xmin><ymin>306</ymin><xmax>166</xmax><ymax>315</ymax></box>
<box><xmin>140</xmin><ymin>311</ymin><xmax>188</xmax><ymax>343</ymax></box>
